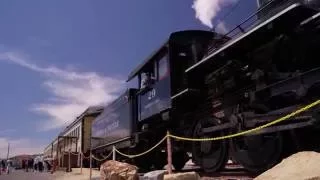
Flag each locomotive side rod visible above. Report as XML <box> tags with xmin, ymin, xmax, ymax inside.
<box><xmin>201</xmin><ymin>122</ymin><xmax>236</xmax><ymax>133</ymax></box>
<box><xmin>200</xmin><ymin>116</ymin><xmax>315</xmax><ymax>135</ymax></box>
<box><xmin>244</xmin><ymin>118</ymin><xmax>316</xmax><ymax>136</ymax></box>
<box><xmin>200</xmin><ymin>113</ymin><xmax>318</xmax><ymax>135</ymax></box>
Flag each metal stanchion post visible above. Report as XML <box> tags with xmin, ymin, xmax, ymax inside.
<box><xmin>166</xmin><ymin>131</ymin><xmax>172</xmax><ymax>174</ymax></box>
<box><xmin>112</xmin><ymin>146</ymin><xmax>116</xmax><ymax>161</ymax></box>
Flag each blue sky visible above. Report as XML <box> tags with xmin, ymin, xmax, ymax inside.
<box><xmin>0</xmin><ymin>0</ymin><xmax>257</xmax><ymax>157</ymax></box>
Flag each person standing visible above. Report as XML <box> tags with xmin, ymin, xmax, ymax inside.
<box><xmin>30</xmin><ymin>159</ymin><xmax>34</xmax><ymax>172</ymax></box>
<box><xmin>22</xmin><ymin>160</ymin><xmax>25</xmax><ymax>171</ymax></box>
<box><xmin>6</xmin><ymin>160</ymin><xmax>11</xmax><ymax>174</ymax></box>
<box><xmin>34</xmin><ymin>157</ymin><xmax>38</xmax><ymax>172</ymax></box>
<box><xmin>1</xmin><ymin>160</ymin><xmax>5</xmax><ymax>174</ymax></box>
<box><xmin>26</xmin><ymin>159</ymin><xmax>29</xmax><ymax>172</ymax></box>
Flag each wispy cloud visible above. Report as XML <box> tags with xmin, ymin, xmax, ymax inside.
<box><xmin>0</xmin><ymin>51</ymin><xmax>125</xmax><ymax>130</ymax></box>
<box><xmin>0</xmin><ymin>137</ymin><xmax>44</xmax><ymax>158</ymax></box>
<box><xmin>192</xmin><ymin>0</ymin><xmax>238</xmax><ymax>29</ymax></box>
<box><xmin>0</xmin><ymin>129</ymin><xmax>16</xmax><ymax>135</ymax></box>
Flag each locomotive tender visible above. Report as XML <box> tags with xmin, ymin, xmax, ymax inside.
<box><xmin>91</xmin><ymin>0</ymin><xmax>320</xmax><ymax>173</ymax></box>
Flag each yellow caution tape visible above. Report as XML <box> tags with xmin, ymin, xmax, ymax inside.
<box><xmin>169</xmin><ymin>99</ymin><xmax>320</xmax><ymax>141</ymax></box>
<box><xmin>115</xmin><ymin>135</ymin><xmax>167</xmax><ymax>158</ymax></box>
<box><xmin>91</xmin><ymin>151</ymin><xmax>113</xmax><ymax>162</ymax></box>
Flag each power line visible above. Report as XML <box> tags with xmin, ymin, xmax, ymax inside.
<box><xmin>6</xmin><ymin>143</ymin><xmax>10</xmax><ymax>160</ymax></box>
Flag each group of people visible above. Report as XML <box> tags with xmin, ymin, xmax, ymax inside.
<box><xmin>0</xmin><ymin>159</ymin><xmax>13</xmax><ymax>174</ymax></box>
<box><xmin>21</xmin><ymin>156</ymin><xmax>51</xmax><ymax>172</ymax></box>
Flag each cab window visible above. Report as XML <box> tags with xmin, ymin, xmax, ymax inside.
<box><xmin>138</xmin><ymin>49</ymin><xmax>168</xmax><ymax>89</ymax></box>
<box><xmin>139</xmin><ymin>64</ymin><xmax>156</xmax><ymax>89</ymax></box>
<box><xmin>158</xmin><ymin>54</ymin><xmax>169</xmax><ymax>80</ymax></box>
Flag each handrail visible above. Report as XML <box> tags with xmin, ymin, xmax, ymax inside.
<box><xmin>205</xmin><ymin>0</ymin><xmax>293</xmax><ymax>57</ymax></box>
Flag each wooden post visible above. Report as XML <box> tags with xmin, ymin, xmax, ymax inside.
<box><xmin>166</xmin><ymin>131</ymin><xmax>172</xmax><ymax>174</ymax></box>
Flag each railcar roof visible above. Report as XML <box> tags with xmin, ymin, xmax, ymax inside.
<box><xmin>58</xmin><ymin>105</ymin><xmax>104</xmax><ymax>136</ymax></box>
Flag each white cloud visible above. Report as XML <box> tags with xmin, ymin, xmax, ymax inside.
<box><xmin>0</xmin><ymin>51</ymin><xmax>125</xmax><ymax>130</ymax></box>
<box><xmin>192</xmin><ymin>0</ymin><xmax>238</xmax><ymax>29</ymax></box>
<box><xmin>0</xmin><ymin>137</ymin><xmax>45</xmax><ymax>158</ymax></box>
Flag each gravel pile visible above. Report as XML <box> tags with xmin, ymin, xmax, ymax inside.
<box><xmin>255</xmin><ymin>151</ymin><xmax>320</xmax><ymax>180</ymax></box>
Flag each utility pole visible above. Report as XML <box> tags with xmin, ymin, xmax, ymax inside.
<box><xmin>6</xmin><ymin>143</ymin><xmax>10</xmax><ymax>160</ymax></box>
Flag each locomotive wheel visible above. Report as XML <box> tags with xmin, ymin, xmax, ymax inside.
<box><xmin>133</xmin><ymin>140</ymin><xmax>153</xmax><ymax>172</ymax></box>
<box><xmin>152</xmin><ymin>150</ymin><xmax>167</xmax><ymax>170</ymax></box>
<box><xmin>192</xmin><ymin>118</ymin><xmax>229</xmax><ymax>173</ymax></box>
<box><xmin>172</xmin><ymin>151</ymin><xmax>188</xmax><ymax>171</ymax></box>
<box><xmin>230</xmin><ymin>132</ymin><xmax>283</xmax><ymax>173</ymax></box>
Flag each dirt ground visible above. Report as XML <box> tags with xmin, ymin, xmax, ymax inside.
<box><xmin>0</xmin><ymin>168</ymin><xmax>100</xmax><ymax>180</ymax></box>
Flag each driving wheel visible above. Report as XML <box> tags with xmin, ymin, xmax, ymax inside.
<box><xmin>192</xmin><ymin>118</ymin><xmax>229</xmax><ymax>173</ymax></box>
<box><xmin>230</xmin><ymin>132</ymin><xmax>283</xmax><ymax>173</ymax></box>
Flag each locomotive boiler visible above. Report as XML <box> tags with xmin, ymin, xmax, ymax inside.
<box><xmin>91</xmin><ymin>0</ymin><xmax>320</xmax><ymax>173</ymax></box>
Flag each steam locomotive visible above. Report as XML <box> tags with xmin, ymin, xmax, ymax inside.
<box><xmin>91</xmin><ymin>0</ymin><xmax>320</xmax><ymax>173</ymax></box>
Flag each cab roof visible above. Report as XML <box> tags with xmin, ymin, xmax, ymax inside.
<box><xmin>126</xmin><ymin>30</ymin><xmax>217</xmax><ymax>82</ymax></box>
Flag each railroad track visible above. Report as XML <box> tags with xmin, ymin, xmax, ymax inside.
<box><xmin>199</xmin><ymin>168</ymin><xmax>257</xmax><ymax>180</ymax></box>
<box><xmin>187</xmin><ymin>164</ymin><xmax>257</xmax><ymax>180</ymax></box>
<box><xmin>139</xmin><ymin>163</ymin><xmax>258</xmax><ymax>180</ymax></box>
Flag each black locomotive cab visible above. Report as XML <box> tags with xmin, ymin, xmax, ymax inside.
<box><xmin>132</xmin><ymin>45</ymin><xmax>171</xmax><ymax>123</ymax></box>
<box><xmin>127</xmin><ymin>30</ymin><xmax>226</xmax><ymax>123</ymax></box>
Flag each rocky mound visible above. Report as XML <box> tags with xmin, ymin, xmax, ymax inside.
<box><xmin>255</xmin><ymin>151</ymin><xmax>320</xmax><ymax>180</ymax></box>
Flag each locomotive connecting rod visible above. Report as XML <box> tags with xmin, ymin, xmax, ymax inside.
<box><xmin>201</xmin><ymin>122</ymin><xmax>236</xmax><ymax>134</ymax></box>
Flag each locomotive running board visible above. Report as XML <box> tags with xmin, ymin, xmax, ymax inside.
<box><xmin>171</xmin><ymin>88</ymin><xmax>200</xmax><ymax>100</ymax></box>
<box><xmin>300</xmin><ymin>11</ymin><xmax>320</xmax><ymax>27</ymax></box>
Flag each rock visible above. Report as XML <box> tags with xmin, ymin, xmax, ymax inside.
<box><xmin>143</xmin><ymin>170</ymin><xmax>168</xmax><ymax>180</ymax></box>
<box><xmin>164</xmin><ymin>172</ymin><xmax>200</xmax><ymax>180</ymax></box>
<box><xmin>255</xmin><ymin>151</ymin><xmax>320</xmax><ymax>180</ymax></box>
<box><xmin>100</xmin><ymin>160</ymin><xmax>139</xmax><ymax>180</ymax></box>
